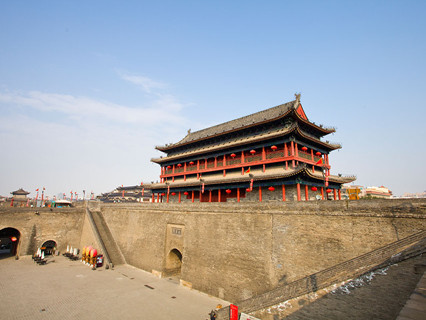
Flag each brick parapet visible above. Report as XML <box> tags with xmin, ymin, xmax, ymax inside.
<box><xmin>99</xmin><ymin>198</ymin><xmax>426</xmax><ymax>218</ymax></box>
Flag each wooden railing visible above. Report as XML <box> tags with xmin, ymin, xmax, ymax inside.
<box><xmin>162</xmin><ymin>149</ymin><xmax>328</xmax><ymax>178</ymax></box>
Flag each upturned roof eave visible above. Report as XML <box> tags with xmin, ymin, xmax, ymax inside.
<box><xmin>147</xmin><ymin>167</ymin><xmax>352</xmax><ymax>190</ymax></box>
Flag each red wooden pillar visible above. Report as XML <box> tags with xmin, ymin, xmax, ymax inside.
<box><xmin>311</xmin><ymin>149</ymin><xmax>314</xmax><ymax>161</ymax></box>
<box><xmin>178</xmin><ymin>192</ymin><xmax>181</xmax><ymax>203</ymax></box>
<box><xmin>259</xmin><ymin>186</ymin><xmax>262</xmax><ymax>202</ymax></box>
<box><xmin>291</xmin><ymin>141</ymin><xmax>295</xmax><ymax>168</ymax></box>
<box><xmin>218</xmin><ymin>189</ymin><xmax>221</xmax><ymax>202</ymax></box>
<box><xmin>223</xmin><ymin>155</ymin><xmax>226</xmax><ymax>166</ymax></box>
<box><xmin>205</xmin><ymin>158</ymin><xmax>207</xmax><ymax>169</ymax></box>
<box><xmin>172</xmin><ymin>164</ymin><xmax>175</xmax><ymax>174</ymax></box>
<box><xmin>262</xmin><ymin>147</ymin><xmax>265</xmax><ymax>160</ymax></box>
<box><xmin>237</xmin><ymin>188</ymin><xmax>240</xmax><ymax>202</ymax></box>
<box><xmin>321</xmin><ymin>187</ymin><xmax>324</xmax><ymax>200</ymax></box>
<box><xmin>282</xmin><ymin>184</ymin><xmax>286</xmax><ymax>202</ymax></box>
<box><xmin>167</xmin><ymin>192</ymin><xmax>169</xmax><ymax>203</ymax></box>
<box><xmin>214</xmin><ymin>157</ymin><xmax>217</xmax><ymax>168</ymax></box>
<box><xmin>192</xmin><ymin>191</ymin><xmax>195</xmax><ymax>203</ymax></box>
<box><xmin>152</xmin><ymin>193</ymin><xmax>154</xmax><ymax>202</ymax></box>
<box><xmin>297</xmin><ymin>183</ymin><xmax>301</xmax><ymax>201</ymax></box>
<box><xmin>241</xmin><ymin>151</ymin><xmax>245</xmax><ymax>163</ymax></box>
<box><xmin>338</xmin><ymin>189</ymin><xmax>341</xmax><ymax>200</ymax></box>
<box><xmin>197</xmin><ymin>160</ymin><xmax>200</xmax><ymax>171</ymax></box>
<box><xmin>312</xmin><ymin>166</ymin><xmax>315</xmax><ymax>173</ymax></box>
<box><xmin>223</xmin><ymin>169</ymin><xmax>226</xmax><ymax>177</ymax></box>
<box><xmin>305</xmin><ymin>185</ymin><xmax>309</xmax><ymax>201</ymax></box>
<box><xmin>263</xmin><ymin>164</ymin><xmax>266</xmax><ymax>172</ymax></box>
<box><xmin>209</xmin><ymin>190</ymin><xmax>212</xmax><ymax>202</ymax></box>
<box><xmin>242</xmin><ymin>167</ymin><xmax>244</xmax><ymax>175</ymax></box>
<box><xmin>285</xmin><ymin>161</ymin><xmax>288</xmax><ymax>170</ymax></box>
<box><xmin>284</xmin><ymin>143</ymin><xmax>288</xmax><ymax>157</ymax></box>
<box><xmin>157</xmin><ymin>193</ymin><xmax>159</xmax><ymax>203</ymax></box>
<box><xmin>333</xmin><ymin>189</ymin><xmax>337</xmax><ymax>200</ymax></box>
<box><xmin>184</xmin><ymin>162</ymin><xmax>187</xmax><ymax>173</ymax></box>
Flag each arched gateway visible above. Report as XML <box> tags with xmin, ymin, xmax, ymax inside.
<box><xmin>0</xmin><ymin>227</ymin><xmax>21</xmax><ymax>258</ymax></box>
<box><xmin>165</xmin><ymin>248</ymin><xmax>183</xmax><ymax>277</ymax></box>
<box><xmin>41</xmin><ymin>240</ymin><xmax>57</xmax><ymax>255</ymax></box>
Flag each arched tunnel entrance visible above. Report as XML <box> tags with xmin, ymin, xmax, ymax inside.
<box><xmin>0</xmin><ymin>228</ymin><xmax>21</xmax><ymax>258</ymax></box>
<box><xmin>165</xmin><ymin>248</ymin><xmax>183</xmax><ymax>277</ymax></box>
<box><xmin>41</xmin><ymin>240</ymin><xmax>57</xmax><ymax>256</ymax></box>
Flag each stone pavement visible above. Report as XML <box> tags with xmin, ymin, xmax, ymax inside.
<box><xmin>397</xmin><ymin>270</ymin><xmax>426</xmax><ymax>320</ymax></box>
<box><xmin>0</xmin><ymin>255</ymin><xmax>228</xmax><ymax>320</ymax></box>
<box><xmin>254</xmin><ymin>254</ymin><xmax>426</xmax><ymax>320</ymax></box>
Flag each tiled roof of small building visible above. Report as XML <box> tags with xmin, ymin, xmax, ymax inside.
<box><xmin>11</xmin><ymin>188</ymin><xmax>30</xmax><ymax>195</ymax></box>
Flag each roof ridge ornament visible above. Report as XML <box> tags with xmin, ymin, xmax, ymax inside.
<box><xmin>294</xmin><ymin>92</ymin><xmax>301</xmax><ymax>108</ymax></box>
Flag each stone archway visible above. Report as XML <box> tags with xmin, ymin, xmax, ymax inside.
<box><xmin>0</xmin><ymin>227</ymin><xmax>21</xmax><ymax>258</ymax></box>
<box><xmin>41</xmin><ymin>240</ymin><xmax>57</xmax><ymax>256</ymax></box>
<box><xmin>165</xmin><ymin>248</ymin><xmax>183</xmax><ymax>277</ymax></box>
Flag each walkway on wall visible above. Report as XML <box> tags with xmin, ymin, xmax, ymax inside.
<box><xmin>218</xmin><ymin>230</ymin><xmax>426</xmax><ymax>318</ymax></box>
<box><xmin>85</xmin><ymin>205</ymin><xmax>126</xmax><ymax>268</ymax></box>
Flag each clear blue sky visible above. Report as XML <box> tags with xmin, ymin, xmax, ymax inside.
<box><xmin>1</xmin><ymin>1</ymin><xmax>425</xmax><ymax>198</ymax></box>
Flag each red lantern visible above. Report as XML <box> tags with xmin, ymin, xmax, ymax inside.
<box><xmin>268</xmin><ymin>186</ymin><xmax>275</xmax><ymax>191</ymax></box>
<box><xmin>246</xmin><ymin>188</ymin><xmax>251</xmax><ymax>192</ymax></box>
<box><xmin>301</xmin><ymin>146</ymin><xmax>308</xmax><ymax>151</ymax></box>
<box><xmin>230</xmin><ymin>153</ymin><xmax>236</xmax><ymax>158</ymax></box>
<box><xmin>311</xmin><ymin>187</ymin><xmax>318</xmax><ymax>191</ymax></box>
<box><xmin>177</xmin><ymin>163</ymin><xmax>182</xmax><ymax>167</ymax></box>
<box><xmin>167</xmin><ymin>166</ymin><xmax>171</xmax><ymax>169</ymax></box>
<box><xmin>271</xmin><ymin>145</ymin><xmax>277</xmax><ymax>150</ymax></box>
<box><xmin>183</xmin><ymin>191</ymin><xmax>189</xmax><ymax>195</ymax></box>
<box><xmin>250</xmin><ymin>149</ymin><xmax>256</xmax><ymax>154</ymax></box>
<box><xmin>171</xmin><ymin>192</ymin><xmax>176</xmax><ymax>196</ymax></box>
<box><xmin>315</xmin><ymin>152</ymin><xmax>321</xmax><ymax>156</ymax></box>
<box><xmin>161</xmin><ymin>193</ymin><xmax>165</xmax><ymax>196</ymax></box>
<box><xmin>10</xmin><ymin>236</ymin><xmax>17</xmax><ymax>242</ymax></box>
<box><xmin>225</xmin><ymin>189</ymin><xmax>232</xmax><ymax>194</ymax></box>
<box><xmin>326</xmin><ymin>189</ymin><xmax>332</xmax><ymax>193</ymax></box>
<box><xmin>189</xmin><ymin>161</ymin><xmax>194</xmax><ymax>165</ymax></box>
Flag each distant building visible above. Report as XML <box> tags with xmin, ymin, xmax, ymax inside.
<box><xmin>401</xmin><ymin>191</ymin><xmax>426</xmax><ymax>198</ymax></box>
<box><xmin>100</xmin><ymin>185</ymin><xmax>152</xmax><ymax>203</ymax></box>
<box><xmin>363</xmin><ymin>186</ymin><xmax>392</xmax><ymax>199</ymax></box>
<box><xmin>11</xmin><ymin>188</ymin><xmax>30</xmax><ymax>201</ymax></box>
<box><xmin>342</xmin><ymin>185</ymin><xmax>364</xmax><ymax>200</ymax></box>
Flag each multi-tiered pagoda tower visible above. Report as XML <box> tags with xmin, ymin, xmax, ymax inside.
<box><xmin>149</xmin><ymin>94</ymin><xmax>355</xmax><ymax>203</ymax></box>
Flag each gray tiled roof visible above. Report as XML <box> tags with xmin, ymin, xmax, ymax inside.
<box><xmin>158</xmin><ymin>100</ymin><xmax>297</xmax><ymax>150</ymax></box>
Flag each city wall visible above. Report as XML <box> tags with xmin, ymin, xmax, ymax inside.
<box><xmin>0</xmin><ymin>199</ymin><xmax>425</xmax><ymax>302</ymax></box>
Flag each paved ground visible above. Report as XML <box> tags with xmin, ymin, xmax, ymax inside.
<box><xmin>0</xmin><ymin>255</ymin><xmax>228</xmax><ymax>320</ymax></box>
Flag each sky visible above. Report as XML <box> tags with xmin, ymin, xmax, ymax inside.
<box><xmin>1</xmin><ymin>1</ymin><xmax>425</xmax><ymax>198</ymax></box>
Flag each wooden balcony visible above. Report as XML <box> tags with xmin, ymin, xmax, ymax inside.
<box><xmin>161</xmin><ymin>149</ymin><xmax>329</xmax><ymax>179</ymax></box>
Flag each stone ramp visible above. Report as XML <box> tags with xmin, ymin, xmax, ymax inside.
<box><xmin>86</xmin><ymin>207</ymin><xmax>126</xmax><ymax>267</ymax></box>
<box><xmin>217</xmin><ymin>230</ymin><xmax>426</xmax><ymax>319</ymax></box>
